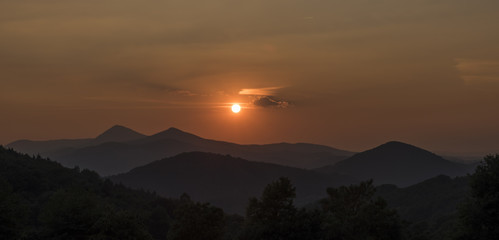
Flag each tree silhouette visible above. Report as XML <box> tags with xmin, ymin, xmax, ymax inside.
<box><xmin>242</xmin><ymin>177</ymin><xmax>300</xmax><ymax>240</ymax></box>
<box><xmin>321</xmin><ymin>180</ymin><xmax>403</xmax><ymax>240</ymax></box>
<box><xmin>39</xmin><ymin>188</ymin><xmax>103</xmax><ymax>239</ymax></box>
<box><xmin>167</xmin><ymin>196</ymin><xmax>225</xmax><ymax>240</ymax></box>
<box><xmin>90</xmin><ymin>210</ymin><xmax>153</xmax><ymax>240</ymax></box>
<box><xmin>455</xmin><ymin>154</ymin><xmax>499</xmax><ymax>240</ymax></box>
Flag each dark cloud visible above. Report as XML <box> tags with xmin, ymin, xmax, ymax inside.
<box><xmin>110</xmin><ymin>77</ymin><xmax>198</xmax><ymax>96</ymax></box>
<box><xmin>169</xmin><ymin>89</ymin><xmax>197</xmax><ymax>96</ymax></box>
<box><xmin>253</xmin><ymin>96</ymin><xmax>290</xmax><ymax>108</ymax></box>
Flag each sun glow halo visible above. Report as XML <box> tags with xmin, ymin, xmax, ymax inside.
<box><xmin>231</xmin><ymin>104</ymin><xmax>241</xmax><ymax>113</ymax></box>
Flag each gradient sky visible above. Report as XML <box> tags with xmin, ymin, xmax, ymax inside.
<box><xmin>1</xmin><ymin>0</ymin><xmax>499</xmax><ymax>156</ymax></box>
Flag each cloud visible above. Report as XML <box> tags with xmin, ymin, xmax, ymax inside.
<box><xmin>238</xmin><ymin>86</ymin><xmax>291</xmax><ymax>108</ymax></box>
<box><xmin>455</xmin><ymin>58</ymin><xmax>499</xmax><ymax>83</ymax></box>
<box><xmin>114</xmin><ymin>78</ymin><xmax>198</xmax><ymax>96</ymax></box>
<box><xmin>252</xmin><ymin>96</ymin><xmax>290</xmax><ymax>108</ymax></box>
<box><xmin>238</xmin><ymin>87</ymin><xmax>284</xmax><ymax>96</ymax></box>
<box><xmin>170</xmin><ymin>89</ymin><xmax>197</xmax><ymax>96</ymax></box>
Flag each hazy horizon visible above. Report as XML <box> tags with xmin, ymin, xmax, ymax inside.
<box><xmin>1</xmin><ymin>124</ymin><xmax>489</xmax><ymax>158</ymax></box>
<box><xmin>2</xmin><ymin>0</ymin><xmax>498</xmax><ymax>157</ymax></box>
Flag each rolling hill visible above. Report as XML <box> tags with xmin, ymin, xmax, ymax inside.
<box><xmin>315</xmin><ymin>141</ymin><xmax>475</xmax><ymax>187</ymax></box>
<box><xmin>376</xmin><ymin>175</ymin><xmax>470</xmax><ymax>239</ymax></box>
<box><xmin>0</xmin><ymin>145</ymin><xmax>187</xmax><ymax>239</ymax></box>
<box><xmin>110</xmin><ymin>152</ymin><xmax>357</xmax><ymax>214</ymax></box>
<box><xmin>6</xmin><ymin>125</ymin><xmax>146</xmax><ymax>157</ymax></box>
<box><xmin>7</xmin><ymin>125</ymin><xmax>353</xmax><ymax>176</ymax></box>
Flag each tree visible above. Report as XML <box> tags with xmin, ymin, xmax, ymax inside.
<box><xmin>242</xmin><ymin>177</ymin><xmax>299</xmax><ymax>240</ymax></box>
<box><xmin>167</xmin><ymin>196</ymin><xmax>225</xmax><ymax>240</ymax></box>
<box><xmin>90</xmin><ymin>210</ymin><xmax>153</xmax><ymax>240</ymax></box>
<box><xmin>0</xmin><ymin>177</ymin><xmax>28</xmax><ymax>239</ymax></box>
<box><xmin>0</xmin><ymin>146</ymin><xmax>184</xmax><ymax>239</ymax></box>
<box><xmin>39</xmin><ymin>188</ymin><xmax>103</xmax><ymax>240</ymax></box>
<box><xmin>321</xmin><ymin>180</ymin><xmax>403</xmax><ymax>240</ymax></box>
<box><xmin>455</xmin><ymin>154</ymin><xmax>499</xmax><ymax>240</ymax></box>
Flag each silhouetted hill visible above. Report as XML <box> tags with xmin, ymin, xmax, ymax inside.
<box><xmin>376</xmin><ymin>175</ymin><xmax>470</xmax><ymax>240</ymax></box>
<box><xmin>0</xmin><ymin>145</ymin><xmax>191</xmax><ymax>239</ymax></box>
<box><xmin>142</xmin><ymin>127</ymin><xmax>204</xmax><ymax>144</ymax></box>
<box><xmin>7</xmin><ymin>138</ymin><xmax>93</xmax><ymax>156</ymax></box>
<box><xmin>110</xmin><ymin>152</ymin><xmax>356</xmax><ymax>214</ymax></box>
<box><xmin>315</xmin><ymin>141</ymin><xmax>474</xmax><ymax>186</ymax></box>
<box><xmin>8</xmin><ymin>126</ymin><xmax>353</xmax><ymax>175</ymax></box>
<box><xmin>6</xmin><ymin>125</ymin><xmax>145</xmax><ymax>156</ymax></box>
<box><xmin>94</xmin><ymin>125</ymin><xmax>146</xmax><ymax>144</ymax></box>
<box><xmin>59</xmin><ymin>139</ymin><xmax>198</xmax><ymax>176</ymax></box>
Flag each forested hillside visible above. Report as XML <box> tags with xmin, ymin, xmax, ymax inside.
<box><xmin>110</xmin><ymin>152</ymin><xmax>356</xmax><ymax>213</ymax></box>
<box><xmin>0</xmin><ymin>146</ymin><xmax>226</xmax><ymax>239</ymax></box>
<box><xmin>376</xmin><ymin>175</ymin><xmax>470</xmax><ymax>240</ymax></box>
<box><xmin>317</xmin><ymin>141</ymin><xmax>473</xmax><ymax>186</ymax></box>
<box><xmin>2</xmin><ymin>145</ymin><xmax>497</xmax><ymax>240</ymax></box>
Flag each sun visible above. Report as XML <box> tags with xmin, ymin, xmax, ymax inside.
<box><xmin>231</xmin><ymin>104</ymin><xmax>241</xmax><ymax>113</ymax></box>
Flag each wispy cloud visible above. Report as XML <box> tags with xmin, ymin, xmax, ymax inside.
<box><xmin>120</xmin><ymin>79</ymin><xmax>198</xmax><ymax>96</ymax></box>
<box><xmin>168</xmin><ymin>89</ymin><xmax>197</xmax><ymax>96</ymax></box>
<box><xmin>238</xmin><ymin>87</ymin><xmax>284</xmax><ymax>96</ymax></box>
<box><xmin>455</xmin><ymin>58</ymin><xmax>499</xmax><ymax>83</ymax></box>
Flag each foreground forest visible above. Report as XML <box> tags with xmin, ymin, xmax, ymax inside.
<box><xmin>0</xmin><ymin>146</ymin><xmax>497</xmax><ymax>239</ymax></box>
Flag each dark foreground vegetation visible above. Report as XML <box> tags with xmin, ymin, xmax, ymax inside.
<box><xmin>1</xmin><ymin>146</ymin><xmax>498</xmax><ymax>239</ymax></box>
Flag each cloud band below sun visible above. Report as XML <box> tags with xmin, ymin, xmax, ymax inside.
<box><xmin>237</xmin><ymin>87</ymin><xmax>291</xmax><ymax>108</ymax></box>
<box><xmin>252</xmin><ymin>96</ymin><xmax>290</xmax><ymax>108</ymax></box>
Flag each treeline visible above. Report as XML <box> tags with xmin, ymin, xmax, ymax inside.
<box><xmin>0</xmin><ymin>146</ymin><xmax>497</xmax><ymax>239</ymax></box>
<box><xmin>0</xmin><ymin>146</ymin><xmax>182</xmax><ymax>239</ymax></box>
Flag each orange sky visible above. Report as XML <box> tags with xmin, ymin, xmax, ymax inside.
<box><xmin>1</xmin><ymin>0</ymin><xmax>499</xmax><ymax>156</ymax></box>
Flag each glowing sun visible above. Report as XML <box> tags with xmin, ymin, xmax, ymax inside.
<box><xmin>231</xmin><ymin>104</ymin><xmax>241</xmax><ymax>113</ymax></box>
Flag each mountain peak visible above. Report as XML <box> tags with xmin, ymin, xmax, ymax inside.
<box><xmin>165</xmin><ymin>127</ymin><xmax>184</xmax><ymax>133</ymax></box>
<box><xmin>329</xmin><ymin>141</ymin><xmax>467</xmax><ymax>186</ymax></box>
<box><xmin>373</xmin><ymin>141</ymin><xmax>433</xmax><ymax>155</ymax></box>
<box><xmin>383</xmin><ymin>141</ymin><xmax>411</xmax><ymax>146</ymax></box>
<box><xmin>105</xmin><ymin>125</ymin><xmax>131</xmax><ymax>132</ymax></box>
<box><xmin>148</xmin><ymin>127</ymin><xmax>203</xmax><ymax>143</ymax></box>
<box><xmin>95</xmin><ymin>125</ymin><xmax>145</xmax><ymax>143</ymax></box>
<box><xmin>379</xmin><ymin>141</ymin><xmax>419</xmax><ymax>149</ymax></box>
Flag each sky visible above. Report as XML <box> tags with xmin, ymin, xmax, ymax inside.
<box><xmin>1</xmin><ymin>0</ymin><xmax>499</xmax><ymax>156</ymax></box>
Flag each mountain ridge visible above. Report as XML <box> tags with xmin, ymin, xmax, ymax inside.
<box><xmin>110</xmin><ymin>151</ymin><xmax>357</xmax><ymax>214</ymax></box>
<box><xmin>315</xmin><ymin>141</ymin><xmax>474</xmax><ymax>186</ymax></box>
<box><xmin>7</xmin><ymin>125</ymin><xmax>354</xmax><ymax>175</ymax></box>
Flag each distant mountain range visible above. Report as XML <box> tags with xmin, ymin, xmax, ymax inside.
<box><xmin>7</xmin><ymin>125</ymin><xmax>353</xmax><ymax>176</ymax></box>
<box><xmin>0</xmin><ymin>145</ymin><xmax>473</xmax><ymax>239</ymax></box>
<box><xmin>314</xmin><ymin>141</ymin><xmax>476</xmax><ymax>187</ymax></box>
<box><xmin>110</xmin><ymin>146</ymin><xmax>476</xmax><ymax>214</ymax></box>
<box><xmin>6</xmin><ymin>125</ymin><xmax>482</xmax><ymax>216</ymax></box>
<box><xmin>7</xmin><ymin>126</ymin><xmax>478</xmax><ymax>188</ymax></box>
<box><xmin>110</xmin><ymin>152</ymin><xmax>356</xmax><ymax>214</ymax></box>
